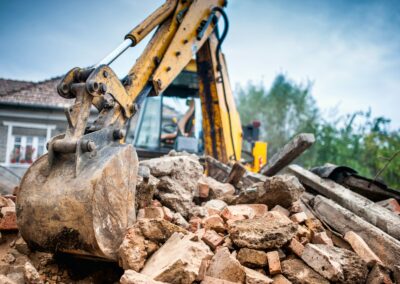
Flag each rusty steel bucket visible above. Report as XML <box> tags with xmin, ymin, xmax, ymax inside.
<box><xmin>16</xmin><ymin>128</ymin><xmax>138</xmax><ymax>261</ymax></box>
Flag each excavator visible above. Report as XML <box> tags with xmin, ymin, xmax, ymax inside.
<box><xmin>16</xmin><ymin>0</ymin><xmax>267</xmax><ymax>261</ymax></box>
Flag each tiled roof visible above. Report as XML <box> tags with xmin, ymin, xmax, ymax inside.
<box><xmin>0</xmin><ymin>77</ymin><xmax>72</xmax><ymax>108</ymax></box>
<box><xmin>0</xmin><ymin>79</ymin><xmax>34</xmax><ymax>96</ymax></box>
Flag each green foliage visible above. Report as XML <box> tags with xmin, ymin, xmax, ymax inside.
<box><xmin>236</xmin><ymin>75</ymin><xmax>400</xmax><ymax>189</ymax></box>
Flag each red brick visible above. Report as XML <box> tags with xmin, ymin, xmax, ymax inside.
<box><xmin>220</xmin><ymin>205</ymin><xmax>254</xmax><ymax>221</ymax></box>
<box><xmin>202</xmin><ymin>215</ymin><xmax>225</xmax><ymax>233</ymax></box>
<box><xmin>202</xmin><ymin>230</ymin><xmax>224</xmax><ymax>250</ymax></box>
<box><xmin>0</xmin><ymin>211</ymin><xmax>17</xmax><ymax>231</ymax></box>
<box><xmin>197</xmin><ymin>180</ymin><xmax>210</xmax><ymax>198</ymax></box>
<box><xmin>288</xmin><ymin>238</ymin><xmax>304</xmax><ymax>257</ymax></box>
<box><xmin>312</xmin><ymin>232</ymin><xmax>333</xmax><ymax>246</ymax></box>
<box><xmin>266</xmin><ymin>251</ymin><xmax>282</xmax><ymax>275</ymax></box>
<box><xmin>189</xmin><ymin>217</ymin><xmax>202</xmax><ymax>232</ymax></box>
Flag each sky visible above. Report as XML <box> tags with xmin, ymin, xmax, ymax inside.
<box><xmin>0</xmin><ymin>0</ymin><xmax>399</xmax><ymax>128</ymax></box>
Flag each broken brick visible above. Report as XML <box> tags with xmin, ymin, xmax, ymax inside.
<box><xmin>288</xmin><ymin>238</ymin><xmax>304</xmax><ymax>257</ymax></box>
<box><xmin>189</xmin><ymin>217</ymin><xmax>202</xmax><ymax>232</ymax></box>
<box><xmin>202</xmin><ymin>215</ymin><xmax>225</xmax><ymax>233</ymax></box>
<box><xmin>201</xmin><ymin>230</ymin><xmax>224</xmax><ymax>250</ymax></box>
<box><xmin>344</xmin><ymin>231</ymin><xmax>382</xmax><ymax>267</ymax></box>
<box><xmin>312</xmin><ymin>231</ymin><xmax>333</xmax><ymax>246</ymax></box>
<box><xmin>290</xmin><ymin>212</ymin><xmax>307</xmax><ymax>224</ymax></box>
<box><xmin>197</xmin><ymin>179</ymin><xmax>210</xmax><ymax>198</ymax></box>
<box><xmin>0</xmin><ymin>211</ymin><xmax>17</xmax><ymax>231</ymax></box>
<box><xmin>266</xmin><ymin>251</ymin><xmax>281</xmax><ymax>275</ymax></box>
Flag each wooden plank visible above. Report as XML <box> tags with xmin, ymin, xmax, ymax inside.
<box><xmin>260</xmin><ymin>133</ymin><xmax>315</xmax><ymax>176</ymax></box>
<box><xmin>287</xmin><ymin>165</ymin><xmax>400</xmax><ymax>240</ymax></box>
<box><xmin>312</xmin><ymin>195</ymin><xmax>400</xmax><ymax>270</ymax></box>
<box><xmin>205</xmin><ymin>156</ymin><xmax>266</xmax><ymax>188</ymax></box>
<box><xmin>224</xmin><ymin>162</ymin><xmax>247</xmax><ymax>187</ymax></box>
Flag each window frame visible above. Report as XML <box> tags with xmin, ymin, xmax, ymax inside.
<box><xmin>2</xmin><ymin>121</ymin><xmax>56</xmax><ymax>168</ymax></box>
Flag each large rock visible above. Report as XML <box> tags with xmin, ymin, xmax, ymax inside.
<box><xmin>120</xmin><ymin>270</ymin><xmax>167</xmax><ymax>284</ymax></box>
<box><xmin>228</xmin><ymin>212</ymin><xmax>297</xmax><ymax>249</ymax></box>
<box><xmin>301</xmin><ymin>244</ymin><xmax>368</xmax><ymax>283</ymax></box>
<box><xmin>136</xmin><ymin>218</ymin><xmax>188</xmax><ymax>243</ymax></box>
<box><xmin>281</xmin><ymin>258</ymin><xmax>329</xmax><ymax>284</ymax></box>
<box><xmin>157</xmin><ymin>177</ymin><xmax>194</xmax><ymax>218</ymax></box>
<box><xmin>24</xmin><ymin>261</ymin><xmax>43</xmax><ymax>284</ymax></box>
<box><xmin>135</xmin><ymin>166</ymin><xmax>159</xmax><ymax>210</ymax></box>
<box><xmin>231</xmin><ymin>175</ymin><xmax>304</xmax><ymax>208</ymax></box>
<box><xmin>140</xmin><ymin>155</ymin><xmax>203</xmax><ymax>192</ymax></box>
<box><xmin>206</xmin><ymin>247</ymin><xmax>246</xmax><ymax>283</ymax></box>
<box><xmin>237</xmin><ymin>248</ymin><xmax>268</xmax><ymax>268</ymax></box>
<box><xmin>118</xmin><ymin>227</ymin><xmax>147</xmax><ymax>271</ymax></box>
<box><xmin>141</xmin><ymin>233</ymin><xmax>213</xmax><ymax>284</ymax></box>
<box><xmin>141</xmin><ymin>155</ymin><xmax>203</xmax><ymax>218</ymax></box>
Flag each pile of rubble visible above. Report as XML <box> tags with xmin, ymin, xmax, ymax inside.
<box><xmin>0</xmin><ymin>151</ymin><xmax>399</xmax><ymax>283</ymax></box>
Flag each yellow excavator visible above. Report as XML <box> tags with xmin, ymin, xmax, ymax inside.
<box><xmin>17</xmin><ymin>0</ymin><xmax>267</xmax><ymax>260</ymax></box>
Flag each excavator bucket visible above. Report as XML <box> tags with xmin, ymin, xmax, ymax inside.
<box><xmin>15</xmin><ymin>71</ymin><xmax>139</xmax><ymax>260</ymax></box>
<box><xmin>16</xmin><ymin>129</ymin><xmax>138</xmax><ymax>260</ymax></box>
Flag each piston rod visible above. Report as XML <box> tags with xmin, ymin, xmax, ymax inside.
<box><xmin>94</xmin><ymin>38</ymin><xmax>133</xmax><ymax>68</ymax></box>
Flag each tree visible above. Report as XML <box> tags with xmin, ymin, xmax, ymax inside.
<box><xmin>236</xmin><ymin>75</ymin><xmax>400</xmax><ymax>188</ymax></box>
<box><xmin>236</xmin><ymin>75</ymin><xmax>319</xmax><ymax>155</ymax></box>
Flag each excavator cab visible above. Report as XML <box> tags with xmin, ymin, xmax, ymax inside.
<box><xmin>126</xmin><ymin>62</ymin><xmax>267</xmax><ymax>171</ymax></box>
<box><xmin>125</xmin><ymin>64</ymin><xmax>204</xmax><ymax>158</ymax></box>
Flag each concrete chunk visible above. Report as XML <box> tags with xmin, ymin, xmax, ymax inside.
<box><xmin>141</xmin><ymin>232</ymin><xmax>213</xmax><ymax>284</ymax></box>
<box><xmin>206</xmin><ymin>247</ymin><xmax>246</xmax><ymax>283</ymax></box>
<box><xmin>301</xmin><ymin>243</ymin><xmax>368</xmax><ymax>283</ymax></box>
<box><xmin>366</xmin><ymin>264</ymin><xmax>393</xmax><ymax>284</ymax></box>
<box><xmin>282</xmin><ymin>258</ymin><xmax>329</xmax><ymax>284</ymax></box>
<box><xmin>237</xmin><ymin>248</ymin><xmax>268</xmax><ymax>268</ymax></box>
<box><xmin>244</xmin><ymin>267</ymin><xmax>273</xmax><ymax>284</ymax></box>
<box><xmin>118</xmin><ymin>227</ymin><xmax>147</xmax><ymax>271</ymax></box>
<box><xmin>228</xmin><ymin>212</ymin><xmax>297</xmax><ymax>249</ymax></box>
<box><xmin>271</xmin><ymin>205</ymin><xmax>290</xmax><ymax>217</ymax></box>
<box><xmin>120</xmin><ymin>270</ymin><xmax>167</xmax><ymax>284</ymax></box>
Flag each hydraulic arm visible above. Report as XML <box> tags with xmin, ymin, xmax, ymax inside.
<box><xmin>16</xmin><ymin>0</ymin><xmax>243</xmax><ymax>260</ymax></box>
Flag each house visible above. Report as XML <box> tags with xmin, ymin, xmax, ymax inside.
<box><xmin>0</xmin><ymin>70</ymin><xmax>199</xmax><ymax>181</ymax></box>
<box><xmin>0</xmin><ymin>77</ymin><xmax>72</xmax><ymax>177</ymax></box>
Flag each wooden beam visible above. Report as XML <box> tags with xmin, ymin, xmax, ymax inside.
<box><xmin>312</xmin><ymin>195</ymin><xmax>400</xmax><ymax>270</ymax></box>
<box><xmin>287</xmin><ymin>165</ymin><xmax>400</xmax><ymax>240</ymax></box>
<box><xmin>260</xmin><ymin>133</ymin><xmax>315</xmax><ymax>176</ymax></box>
<box><xmin>224</xmin><ymin>162</ymin><xmax>247</xmax><ymax>187</ymax></box>
<box><xmin>205</xmin><ymin>156</ymin><xmax>266</xmax><ymax>188</ymax></box>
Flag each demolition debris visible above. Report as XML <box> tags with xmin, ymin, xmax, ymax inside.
<box><xmin>0</xmin><ymin>152</ymin><xmax>399</xmax><ymax>283</ymax></box>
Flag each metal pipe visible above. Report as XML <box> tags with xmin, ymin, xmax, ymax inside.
<box><xmin>94</xmin><ymin>38</ymin><xmax>133</xmax><ymax>67</ymax></box>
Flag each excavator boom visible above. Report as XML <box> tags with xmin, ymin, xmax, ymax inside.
<box><xmin>16</xmin><ymin>0</ymin><xmax>256</xmax><ymax>260</ymax></box>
